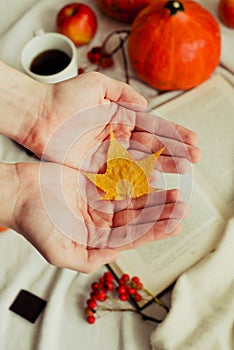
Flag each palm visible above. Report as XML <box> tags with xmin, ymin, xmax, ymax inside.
<box><xmin>13</xmin><ymin>162</ymin><xmax>117</xmax><ymax>272</ymax></box>
<box><xmin>12</xmin><ymin>162</ymin><xmax>185</xmax><ymax>272</ymax></box>
<box><xmin>36</xmin><ymin>72</ymin><xmax>200</xmax><ymax>172</ymax></box>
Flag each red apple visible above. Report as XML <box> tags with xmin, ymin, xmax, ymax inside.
<box><xmin>56</xmin><ymin>3</ymin><xmax>97</xmax><ymax>46</ymax></box>
<box><xmin>218</xmin><ymin>0</ymin><xmax>234</xmax><ymax>28</ymax></box>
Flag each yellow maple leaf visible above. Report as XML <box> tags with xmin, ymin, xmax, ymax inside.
<box><xmin>82</xmin><ymin>127</ymin><xmax>165</xmax><ymax>200</ymax></box>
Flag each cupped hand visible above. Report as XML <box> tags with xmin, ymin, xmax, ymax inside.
<box><xmin>25</xmin><ymin>72</ymin><xmax>201</xmax><ymax>173</ymax></box>
<box><xmin>11</xmin><ymin>162</ymin><xmax>187</xmax><ymax>273</ymax></box>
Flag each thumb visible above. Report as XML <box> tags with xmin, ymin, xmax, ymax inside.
<box><xmin>102</xmin><ymin>75</ymin><xmax>148</xmax><ymax>107</ymax></box>
<box><xmin>81</xmin><ymin>248</ymin><xmax>118</xmax><ymax>274</ymax></box>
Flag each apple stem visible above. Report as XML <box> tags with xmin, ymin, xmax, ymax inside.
<box><xmin>70</xmin><ymin>7</ymin><xmax>78</xmax><ymax>16</ymax></box>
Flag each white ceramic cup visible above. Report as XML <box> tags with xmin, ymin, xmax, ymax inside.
<box><xmin>21</xmin><ymin>30</ymin><xmax>78</xmax><ymax>84</ymax></box>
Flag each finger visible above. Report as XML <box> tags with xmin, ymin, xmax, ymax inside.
<box><xmin>156</xmin><ymin>155</ymin><xmax>191</xmax><ymax>173</ymax></box>
<box><xmin>130</xmin><ymin>131</ymin><xmax>201</xmax><ymax>163</ymax></box>
<box><xmin>116</xmin><ymin>220</ymin><xmax>183</xmax><ymax>251</ymax></box>
<box><xmin>113</xmin><ymin>201</ymin><xmax>188</xmax><ymax>227</ymax></box>
<box><xmin>102</xmin><ymin>75</ymin><xmax>148</xmax><ymax>107</ymax></box>
<box><xmin>129</xmin><ymin>149</ymin><xmax>192</xmax><ymax>173</ymax></box>
<box><xmin>113</xmin><ymin>189</ymin><xmax>181</xmax><ymax>212</ymax></box>
<box><xmin>81</xmin><ymin>248</ymin><xmax>118</xmax><ymax>273</ymax></box>
<box><xmin>65</xmin><ymin>247</ymin><xmax>118</xmax><ymax>273</ymax></box>
<box><xmin>135</xmin><ymin>110</ymin><xmax>199</xmax><ymax>146</ymax></box>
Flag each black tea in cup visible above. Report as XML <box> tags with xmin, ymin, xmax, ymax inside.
<box><xmin>30</xmin><ymin>49</ymin><xmax>71</xmax><ymax>76</ymax></box>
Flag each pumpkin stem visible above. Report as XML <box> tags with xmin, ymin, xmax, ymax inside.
<box><xmin>164</xmin><ymin>1</ymin><xmax>184</xmax><ymax>15</ymax></box>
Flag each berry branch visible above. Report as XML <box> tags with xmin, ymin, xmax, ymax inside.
<box><xmin>79</xmin><ymin>29</ymin><xmax>130</xmax><ymax>82</ymax></box>
<box><xmin>102</xmin><ymin>29</ymin><xmax>130</xmax><ymax>56</ymax></box>
<box><xmin>119</xmin><ymin>37</ymin><xmax>129</xmax><ymax>84</ymax></box>
<box><xmin>84</xmin><ymin>271</ymin><xmax>169</xmax><ymax>324</ymax></box>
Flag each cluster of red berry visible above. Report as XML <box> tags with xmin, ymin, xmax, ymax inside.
<box><xmin>78</xmin><ymin>46</ymin><xmax>114</xmax><ymax>75</ymax></box>
<box><xmin>117</xmin><ymin>273</ymin><xmax>143</xmax><ymax>302</ymax></box>
<box><xmin>87</xmin><ymin>47</ymin><xmax>114</xmax><ymax>68</ymax></box>
<box><xmin>78</xmin><ymin>29</ymin><xmax>130</xmax><ymax>77</ymax></box>
<box><xmin>85</xmin><ymin>271</ymin><xmax>144</xmax><ymax>324</ymax></box>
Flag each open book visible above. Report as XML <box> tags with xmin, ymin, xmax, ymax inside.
<box><xmin>109</xmin><ymin>73</ymin><xmax>234</xmax><ymax>306</ymax></box>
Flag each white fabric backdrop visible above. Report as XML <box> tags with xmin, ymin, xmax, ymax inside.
<box><xmin>0</xmin><ymin>1</ymin><xmax>233</xmax><ymax>350</ymax></box>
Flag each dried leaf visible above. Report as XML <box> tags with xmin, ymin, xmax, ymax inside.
<box><xmin>82</xmin><ymin>127</ymin><xmax>164</xmax><ymax>200</ymax></box>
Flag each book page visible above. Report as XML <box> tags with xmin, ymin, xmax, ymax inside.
<box><xmin>157</xmin><ymin>74</ymin><xmax>234</xmax><ymax>217</ymax></box>
<box><xmin>110</xmin><ymin>74</ymin><xmax>233</xmax><ymax>298</ymax></box>
<box><xmin>113</xmin><ymin>183</ymin><xmax>225</xmax><ymax>296</ymax></box>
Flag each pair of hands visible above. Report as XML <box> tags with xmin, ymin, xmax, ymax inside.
<box><xmin>8</xmin><ymin>71</ymin><xmax>201</xmax><ymax>273</ymax></box>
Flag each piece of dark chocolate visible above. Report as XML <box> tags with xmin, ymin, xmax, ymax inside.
<box><xmin>9</xmin><ymin>289</ymin><xmax>47</xmax><ymax>323</ymax></box>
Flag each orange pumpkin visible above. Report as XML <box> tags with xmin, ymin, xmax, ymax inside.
<box><xmin>97</xmin><ymin>0</ymin><xmax>153</xmax><ymax>23</ymax></box>
<box><xmin>128</xmin><ymin>0</ymin><xmax>221</xmax><ymax>90</ymax></box>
